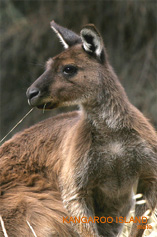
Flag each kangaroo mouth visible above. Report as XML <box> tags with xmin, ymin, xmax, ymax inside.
<box><xmin>37</xmin><ymin>102</ymin><xmax>59</xmax><ymax>110</ymax></box>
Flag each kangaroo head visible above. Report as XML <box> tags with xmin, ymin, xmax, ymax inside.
<box><xmin>26</xmin><ymin>21</ymin><xmax>107</xmax><ymax>110</ymax></box>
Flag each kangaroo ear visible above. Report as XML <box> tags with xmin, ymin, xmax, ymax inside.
<box><xmin>80</xmin><ymin>24</ymin><xmax>104</xmax><ymax>62</ymax></box>
<box><xmin>50</xmin><ymin>21</ymin><xmax>81</xmax><ymax>49</ymax></box>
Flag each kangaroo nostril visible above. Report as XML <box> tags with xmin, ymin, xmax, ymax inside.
<box><xmin>27</xmin><ymin>88</ymin><xmax>40</xmax><ymax>100</ymax></box>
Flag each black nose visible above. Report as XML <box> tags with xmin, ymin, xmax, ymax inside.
<box><xmin>26</xmin><ymin>88</ymin><xmax>40</xmax><ymax>102</ymax></box>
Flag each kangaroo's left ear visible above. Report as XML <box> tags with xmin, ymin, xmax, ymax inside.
<box><xmin>51</xmin><ymin>21</ymin><xmax>81</xmax><ymax>49</ymax></box>
<box><xmin>80</xmin><ymin>24</ymin><xmax>105</xmax><ymax>62</ymax></box>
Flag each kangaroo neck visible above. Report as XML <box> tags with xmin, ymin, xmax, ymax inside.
<box><xmin>80</xmin><ymin>70</ymin><xmax>132</xmax><ymax>132</ymax></box>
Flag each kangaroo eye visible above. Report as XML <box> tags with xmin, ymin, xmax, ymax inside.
<box><xmin>63</xmin><ymin>65</ymin><xmax>77</xmax><ymax>76</ymax></box>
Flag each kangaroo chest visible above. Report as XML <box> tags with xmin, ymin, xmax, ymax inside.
<box><xmin>85</xmin><ymin>139</ymin><xmax>138</xmax><ymax>194</ymax></box>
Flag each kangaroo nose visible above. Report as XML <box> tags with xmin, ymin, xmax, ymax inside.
<box><xmin>27</xmin><ymin>88</ymin><xmax>40</xmax><ymax>100</ymax></box>
<box><xmin>26</xmin><ymin>88</ymin><xmax>40</xmax><ymax>105</ymax></box>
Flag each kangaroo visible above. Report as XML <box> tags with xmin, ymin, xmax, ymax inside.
<box><xmin>0</xmin><ymin>21</ymin><xmax>157</xmax><ymax>237</ymax></box>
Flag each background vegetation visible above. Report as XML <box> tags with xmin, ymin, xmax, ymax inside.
<box><xmin>0</xmin><ymin>0</ymin><xmax>157</xmax><ymax>141</ymax></box>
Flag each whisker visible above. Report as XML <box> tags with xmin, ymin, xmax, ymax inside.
<box><xmin>43</xmin><ymin>103</ymin><xmax>47</xmax><ymax>114</ymax></box>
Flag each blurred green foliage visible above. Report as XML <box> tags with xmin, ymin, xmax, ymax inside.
<box><xmin>0</xmin><ymin>0</ymin><xmax>157</xmax><ymax>141</ymax></box>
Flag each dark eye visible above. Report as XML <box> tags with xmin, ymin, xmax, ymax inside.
<box><xmin>63</xmin><ymin>65</ymin><xmax>77</xmax><ymax>76</ymax></box>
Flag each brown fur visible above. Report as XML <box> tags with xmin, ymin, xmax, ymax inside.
<box><xmin>0</xmin><ymin>113</ymin><xmax>79</xmax><ymax>236</ymax></box>
<box><xmin>0</xmin><ymin>22</ymin><xmax>157</xmax><ymax>237</ymax></box>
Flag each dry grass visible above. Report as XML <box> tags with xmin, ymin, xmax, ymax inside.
<box><xmin>1</xmin><ymin>197</ymin><xmax>156</xmax><ymax>237</ymax></box>
<box><xmin>120</xmin><ymin>209</ymin><xmax>157</xmax><ymax>237</ymax></box>
<box><xmin>120</xmin><ymin>194</ymin><xmax>157</xmax><ymax>237</ymax></box>
<box><xmin>0</xmin><ymin>216</ymin><xmax>8</xmax><ymax>237</ymax></box>
<box><xmin>26</xmin><ymin>221</ymin><xmax>37</xmax><ymax>237</ymax></box>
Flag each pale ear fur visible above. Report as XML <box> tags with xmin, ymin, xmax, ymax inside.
<box><xmin>51</xmin><ymin>24</ymin><xmax>69</xmax><ymax>49</ymax></box>
<box><xmin>80</xmin><ymin>24</ymin><xmax>104</xmax><ymax>59</ymax></box>
<box><xmin>50</xmin><ymin>21</ymin><xmax>81</xmax><ymax>49</ymax></box>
